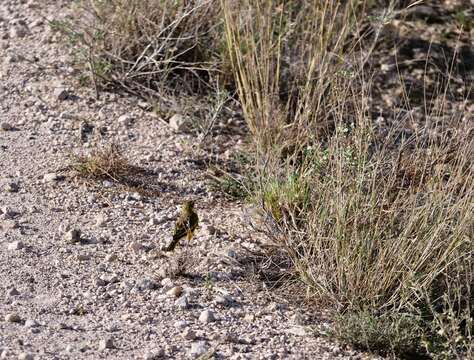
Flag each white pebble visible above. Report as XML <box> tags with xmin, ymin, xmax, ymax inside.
<box><xmin>64</xmin><ymin>229</ymin><xmax>81</xmax><ymax>243</ymax></box>
<box><xmin>98</xmin><ymin>338</ymin><xmax>114</xmax><ymax>351</ymax></box>
<box><xmin>199</xmin><ymin>309</ymin><xmax>216</xmax><ymax>323</ymax></box>
<box><xmin>167</xmin><ymin>286</ymin><xmax>183</xmax><ymax>298</ymax></box>
<box><xmin>24</xmin><ymin>319</ymin><xmax>39</xmax><ymax>328</ymax></box>
<box><xmin>189</xmin><ymin>341</ymin><xmax>208</xmax><ymax>358</ymax></box>
<box><xmin>182</xmin><ymin>328</ymin><xmax>197</xmax><ymax>340</ymax></box>
<box><xmin>7</xmin><ymin>241</ymin><xmax>24</xmax><ymax>251</ymax></box>
<box><xmin>5</xmin><ymin>313</ymin><xmax>21</xmax><ymax>323</ymax></box>
<box><xmin>18</xmin><ymin>353</ymin><xmax>34</xmax><ymax>360</ymax></box>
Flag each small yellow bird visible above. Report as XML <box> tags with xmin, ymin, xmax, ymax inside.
<box><xmin>165</xmin><ymin>200</ymin><xmax>199</xmax><ymax>251</ymax></box>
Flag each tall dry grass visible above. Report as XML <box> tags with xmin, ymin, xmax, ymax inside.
<box><xmin>223</xmin><ymin>0</ymin><xmax>473</xmax><ymax>357</ymax></box>
<box><xmin>61</xmin><ymin>0</ymin><xmax>473</xmax><ymax>357</ymax></box>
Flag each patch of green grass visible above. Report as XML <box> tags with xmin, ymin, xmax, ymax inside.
<box><xmin>262</xmin><ymin>172</ymin><xmax>310</xmax><ymax>224</ymax></box>
<box><xmin>208</xmin><ymin>149</ymin><xmax>254</xmax><ymax>199</ymax></box>
<box><xmin>209</xmin><ymin>173</ymin><xmax>248</xmax><ymax>200</ymax></box>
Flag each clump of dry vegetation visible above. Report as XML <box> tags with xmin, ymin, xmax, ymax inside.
<box><xmin>72</xmin><ymin>143</ymin><xmax>134</xmax><ymax>182</ymax></box>
<box><xmin>223</xmin><ymin>1</ymin><xmax>473</xmax><ymax>358</ymax></box>
<box><xmin>63</xmin><ymin>0</ymin><xmax>473</xmax><ymax>358</ymax></box>
<box><xmin>52</xmin><ymin>0</ymin><xmax>225</xmax><ymax>99</ymax></box>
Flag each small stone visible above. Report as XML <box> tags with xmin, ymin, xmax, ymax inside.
<box><xmin>0</xmin><ymin>349</ymin><xmax>9</xmax><ymax>359</ymax></box>
<box><xmin>94</xmin><ymin>277</ymin><xmax>107</xmax><ymax>287</ymax></box>
<box><xmin>199</xmin><ymin>309</ymin><xmax>216</xmax><ymax>323</ymax></box>
<box><xmin>332</xmin><ymin>345</ymin><xmax>341</xmax><ymax>355</ymax></box>
<box><xmin>129</xmin><ymin>241</ymin><xmax>144</xmax><ymax>253</ymax></box>
<box><xmin>7</xmin><ymin>241</ymin><xmax>24</xmax><ymax>251</ymax></box>
<box><xmin>98</xmin><ymin>338</ymin><xmax>114</xmax><ymax>351</ymax></box>
<box><xmin>215</xmin><ymin>294</ymin><xmax>233</xmax><ymax>307</ymax></box>
<box><xmin>64</xmin><ymin>229</ymin><xmax>81</xmax><ymax>243</ymax></box>
<box><xmin>53</xmin><ymin>87</ymin><xmax>68</xmax><ymax>101</ymax></box>
<box><xmin>290</xmin><ymin>312</ymin><xmax>305</xmax><ymax>326</ymax></box>
<box><xmin>5</xmin><ymin>313</ymin><xmax>21</xmax><ymax>323</ymax></box>
<box><xmin>126</xmin><ymin>192</ymin><xmax>142</xmax><ymax>202</ymax></box>
<box><xmin>10</xmin><ymin>25</ymin><xmax>28</xmax><ymax>38</ymax></box>
<box><xmin>18</xmin><ymin>353</ymin><xmax>34</xmax><ymax>360</ymax></box>
<box><xmin>182</xmin><ymin>328</ymin><xmax>197</xmax><ymax>340</ymax></box>
<box><xmin>100</xmin><ymin>274</ymin><xmax>119</xmax><ymax>284</ymax></box>
<box><xmin>102</xmin><ymin>180</ymin><xmax>113</xmax><ymax>188</ymax></box>
<box><xmin>7</xmin><ymin>288</ymin><xmax>20</xmax><ymax>296</ymax></box>
<box><xmin>174</xmin><ymin>320</ymin><xmax>188</xmax><ymax>329</ymax></box>
<box><xmin>58</xmin><ymin>322</ymin><xmax>71</xmax><ymax>330</ymax></box>
<box><xmin>79</xmin><ymin>121</ymin><xmax>94</xmax><ymax>141</ymax></box>
<box><xmin>243</xmin><ymin>314</ymin><xmax>255</xmax><ymax>322</ymax></box>
<box><xmin>142</xmin><ymin>349</ymin><xmax>165</xmax><ymax>359</ymax></box>
<box><xmin>137</xmin><ymin>278</ymin><xmax>159</xmax><ymax>291</ymax></box>
<box><xmin>226</xmin><ymin>249</ymin><xmax>237</xmax><ymax>259</ymax></box>
<box><xmin>145</xmin><ymin>154</ymin><xmax>156</xmax><ymax>162</ymax></box>
<box><xmin>137</xmin><ymin>100</ymin><xmax>150</xmax><ymax>109</ymax></box>
<box><xmin>3</xmin><ymin>220</ymin><xmax>19</xmax><ymax>230</ymax></box>
<box><xmin>168</xmin><ymin>114</ymin><xmax>188</xmax><ymax>132</ymax></box>
<box><xmin>286</xmin><ymin>326</ymin><xmax>307</xmax><ymax>337</ymax></box>
<box><xmin>268</xmin><ymin>302</ymin><xmax>287</xmax><ymax>312</ymax></box>
<box><xmin>43</xmin><ymin>173</ymin><xmax>64</xmax><ymax>182</ymax></box>
<box><xmin>148</xmin><ymin>217</ymin><xmax>160</xmax><ymax>226</ymax></box>
<box><xmin>4</xmin><ymin>182</ymin><xmax>19</xmax><ymax>192</ymax></box>
<box><xmin>1</xmin><ymin>122</ymin><xmax>13</xmax><ymax>131</ymax></box>
<box><xmin>118</xmin><ymin>114</ymin><xmax>134</xmax><ymax>127</ymax></box>
<box><xmin>77</xmin><ymin>253</ymin><xmax>91</xmax><ymax>261</ymax></box>
<box><xmin>24</xmin><ymin>319</ymin><xmax>39</xmax><ymax>328</ymax></box>
<box><xmin>95</xmin><ymin>214</ymin><xmax>107</xmax><ymax>227</ymax></box>
<box><xmin>167</xmin><ymin>286</ymin><xmax>183</xmax><ymax>298</ymax></box>
<box><xmin>175</xmin><ymin>296</ymin><xmax>189</xmax><ymax>310</ymax></box>
<box><xmin>189</xmin><ymin>341</ymin><xmax>208</xmax><ymax>358</ymax></box>
<box><xmin>105</xmin><ymin>253</ymin><xmax>118</xmax><ymax>262</ymax></box>
<box><xmin>240</xmin><ymin>335</ymin><xmax>256</xmax><ymax>345</ymax></box>
<box><xmin>160</xmin><ymin>277</ymin><xmax>173</xmax><ymax>286</ymax></box>
<box><xmin>213</xmin><ymin>331</ymin><xmax>237</xmax><ymax>343</ymax></box>
<box><xmin>78</xmin><ymin>343</ymin><xmax>91</xmax><ymax>352</ymax></box>
<box><xmin>1</xmin><ymin>206</ymin><xmax>17</xmax><ymax>218</ymax></box>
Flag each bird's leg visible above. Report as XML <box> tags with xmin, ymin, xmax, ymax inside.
<box><xmin>185</xmin><ymin>230</ymin><xmax>191</xmax><ymax>249</ymax></box>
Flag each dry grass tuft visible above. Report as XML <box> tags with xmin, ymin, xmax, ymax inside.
<box><xmin>161</xmin><ymin>249</ymin><xmax>201</xmax><ymax>279</ymax></box>
<box><xmin>70</xmin><ymin>143</ymin><xmax>166</xmax><ymax>197</ymax></box>
<box><xmin>72</xmin><ymin>143</ymin><xmax>134</xmax><ymax>182</ymax></box>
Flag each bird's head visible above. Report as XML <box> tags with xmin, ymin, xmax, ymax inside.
<box><xmin>182</xmin><ymin>200</ymin><xmax>195</xmax><ymax>211</ymax></box>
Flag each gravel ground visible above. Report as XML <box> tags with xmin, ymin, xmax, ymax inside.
<box><xmin>0</xmin><ymin>1</ymin><xmax>386</xmax><ymax>359</ymax></box>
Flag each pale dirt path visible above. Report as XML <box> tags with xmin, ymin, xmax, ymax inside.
<box><xmin>0</xmin><ymin>1</ymin><xmax>381</xmax><ymax>359</ymax></box>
